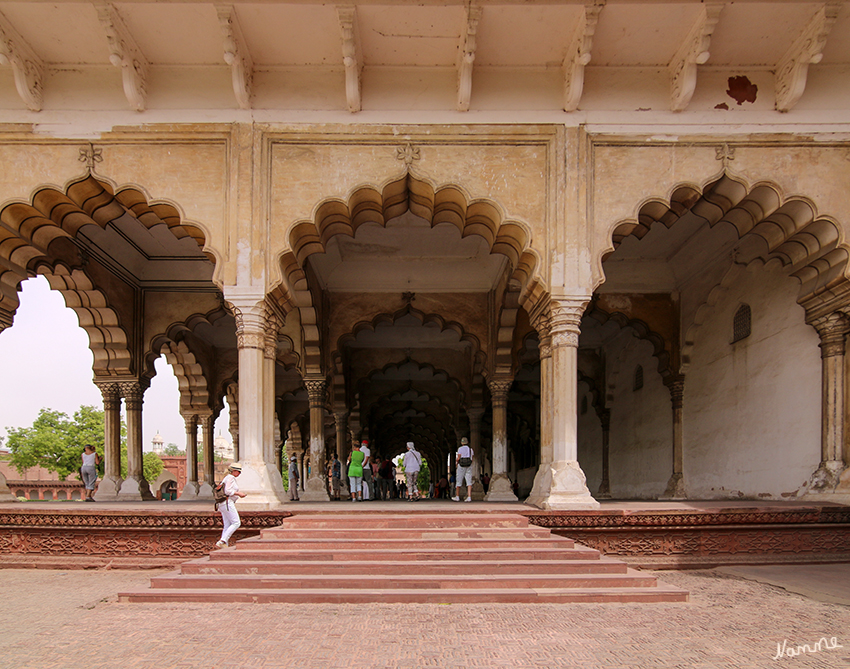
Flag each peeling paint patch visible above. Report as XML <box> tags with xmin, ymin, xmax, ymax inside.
<box><xmin>726</xmin><ymin>76</ymin><xmax>758</xmax><ymax>106</ymax></box>
<box><xmin>715</xmin><ymin>102</ymin><xmax>729</xmax><ymax>110</ymax></box>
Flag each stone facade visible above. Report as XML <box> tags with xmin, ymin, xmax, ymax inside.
<box><xmin>0</xmin><ymin>1</ymin><xmax>849</xmax><ymax>509</ymax></box>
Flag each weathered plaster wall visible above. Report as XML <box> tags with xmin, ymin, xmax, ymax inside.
<box><xmin>684</xmin><ymin>261</ymin><xmax>821</xmax><ymax>499</ymax></box>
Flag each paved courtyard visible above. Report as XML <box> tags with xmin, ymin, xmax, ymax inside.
<box><xmin>2</xmin><ymin>564</ymin><xmax>848</xmax><ymax>669</ymax></box>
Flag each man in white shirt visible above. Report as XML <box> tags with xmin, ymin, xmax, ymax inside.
<box><xmin>360</xmin><ymin>439</ymin><xmax>372</xmax><ymax>500</ymax></box>
<box><xmin>452</xmin><ymin>437</ymin><xmax>474</xmax><ymax>502</ymax></box>
<box><xmin>402</xmin><ymin>441</ymin><xmax>422</xmax><ymax>501</ymax></box>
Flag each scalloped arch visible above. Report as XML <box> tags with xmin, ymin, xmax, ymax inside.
<box><xmin>599</xmin><ymin>173</ymin><xmax>848</xmax><ymax>302</ymax></box>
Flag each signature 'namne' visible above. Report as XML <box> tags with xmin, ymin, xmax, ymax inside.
<box><xmin>773</xmin><ymin>636</ymin><xmax>842</xmax><ymax>660</ymax></box>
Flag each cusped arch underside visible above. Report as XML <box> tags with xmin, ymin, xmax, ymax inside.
<box><xmin>0</xmin><ymin>175</ymin><xmax>212</xmax><ymax>327</ymax></box>
<box><xmin>605</xmin><ymin>173</ymin><xmax>847</xmax><ymax>303</ymax></box>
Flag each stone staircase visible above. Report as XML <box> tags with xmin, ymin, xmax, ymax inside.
<box><xmin>119</xmin><ymin>511</ymin><xmax>688</xmax><ymax>604</ymax></box>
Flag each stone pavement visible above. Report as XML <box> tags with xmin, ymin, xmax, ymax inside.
<box><xmin>2</xmin><ymin>565</ymin><xmax>849</xmax><ymax>668</ymax></box>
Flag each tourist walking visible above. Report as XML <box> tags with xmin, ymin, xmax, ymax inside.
<box><xmin>452</xmin><ymin>437</ymin><xmax>474</xmax><ymax>502</ymax></box>
<box><xmin>288</xmin><ymin>455</ymin><xmax>300</xmax><ymax>501</ymax></box>
<box><xmin>329</xmin><ymin>453</ymin><xmax>342</xmax><ymax>500</ymax></box>
<box><xmin>80</xmin><ymin>444</ymin><xmax>100</xmax><ymax>502</ymax></box>
<box><xmin>402</xmin><ymin>442</ymin><xmax>422</xmax><ymax>501</ymax></box>
<box><xmin>347</xmin><ymin>441</ymin><xmax>365</xmax><ymax>501</ymax></box>
<box><xmin>216</xmin><ymin>463</ymin><xmax>246</xmax><ymax>549</ymax></box>
<box><xmin>378</xmin><ymin>455</ymin><xmax>393</xmax><ymax>500</ymax></box>
<box><xmin>360</xmin><ymin>439</ymin><xmax>372</xmax><ymax>500</ymax></box>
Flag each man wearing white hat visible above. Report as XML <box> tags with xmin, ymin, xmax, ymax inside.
<box><xmin>452</xmin><ymin>437</ymin><xmax>474</xmax><ymax>502</ymax></box>
<box><xmin>402</xmin><ymin>441</ymin><xmax>422</xmax><ymax>501</ymax></box>
<box><xmin>216</xmin><ymin>463</ymin><xmax>247</xmax><ymax>549</ymax></box>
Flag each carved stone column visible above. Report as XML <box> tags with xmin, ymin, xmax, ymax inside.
<box><xmin>227</xmin><ymin>382</ymin><xmax>239</xmax><ymax>462</ymax></box>
<box><xmin>296</xmin><ymin>449</ymin><xmax>305</xmax><ymax>491</ymax></box>
<box><xmin>94</xmin><ymin>382</ymin><xmax>123</xmax><ymax>500</ymax></box>
<box><xmin>597</xmin><ymin>409</ymin><xmax>612</xmax><ymax>499</ymax></box>
<box><xmin>263</xmin><ymin>312</ymin><xmax>281</xmax><ymax>463</ymax></box>
<box><xmin>302</xmin><ymin>378</ymin><xmax>330</xmax><ymax>501</ymax></box>
<box><xmin>805</xmin><ymin>313</ymin><xmax>850</xmax><ymax>493</ymax></box>
<box><xmin>527</xmin><ymin>308</ymin><xmax>553</xmax><ymax>506</ymax></box>
<box><xmin>468</xmin><ymin>406</ymin><xmax>485</xmax><ymax>500</ymax></box>
<box><xmin>485</xmin><ymin>378</ymin><xmax>517</xmax><ymax>501</ymax></box>
<box><xmin>530</xmin><ymin>297</ymin><xmax>599</xmax><ymax>510</ymax></box>
<box><xmin>197</xmin><ymin>412</ymin><xmax>215</xmax><ymax>499</ymax></box>
<box><xmin>227</xmin><ymin>292</ymin><xmax>287</xmax><ymax>508</ymax></box>
<box><xmin>181</xmin><ymin>413</ymin><xmax>200</xmax><ymax>499</ymax></box>
<box><xmin>274</xmin><ymin>414</ymin><xmax>283</xmax><ymax>474</ymax></box>
<box><xmin>661</xmin><ymin>377</ymin><xmax>686</xmax><ymax>499</ymax></box>
<box><xmin>117</xmin><ymin>381</ymin><xmax>154</xmax><ymax>500</ymax></box>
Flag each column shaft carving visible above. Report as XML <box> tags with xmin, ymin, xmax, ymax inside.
<box><xmin>117</xmin><ymin>380</ymin><xmax>154</xmax><ymax>500</ymax></box>
<box><xmin>181</xmin><ymin>413</ymin><xmax>199</xmax><ymax>499</ymax></box>
<box><xmin>302</xmin><ymin>379</ymin><xmax>330</xmax><ymax>501</ymax></box>
<box><xmin>94</xmin><ymin>382</ymin><xmax>122</xmax><ymax>500</ymax></box>
<box><xmin>485</xmin><ymin>378</ymin><xmax>517</xmax><ymax>502</ymax></box>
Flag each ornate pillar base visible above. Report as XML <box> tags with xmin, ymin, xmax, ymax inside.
<box><xmin>660</xmin><ymin>472</ymin><xmax>687</xmax><ymax>500</ymax></box>
<box><xmin>484</xmin><ymin>473</ymin><xmax>517</xmax><ymax>502</ymax></box>
<box><xmin>471</xmin><ymin>478</ymin><xmax>485</xmax><ymax>501</ymax></box>
<box><xmin>94</xmin><ymin>474</ymin><xmax>124</xmax><ymax>501</ymax></box>
<box><xmin>0</xmin><ymin>472</ymin><xmax>18</xmax><ymax>501</ymax></box>
<box><xmin>525</xmin><ymin>461</ymin><xmax>599</xmax><ymax>510</ymax></box>
<box><xmin>525</xmin><ymin>464</ymin><xmax>551</xmax><ymax>507</ymax></box>
<box><xmin>197</xmin><ymin>482</ymin><xmax>215</xmax><ymax>500</ymax></box>
<box><xmin>800</xmin><ymin>460</ymin><xmax>845</xmax><ymax>496</ymax></box>
<box><xmin>117</xmin><ymin>475</ymin><xmax>155</xmax><ymax>501</ymax></box>
<box><xmin>180</xmin><ymin>481</ymin><xmax>200</xmax><ymax>500</ymax></box>
<box><xmin>232</xmin><ymin>462</ymin><xmax>288</xmax><ymax>510</ymax></box>
<box><xmin>301</xmin><ymin>476</ymin><xmax>330</xmax><ymax>502</ymax></box>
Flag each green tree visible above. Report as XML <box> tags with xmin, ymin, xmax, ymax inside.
<box><xmin>163</xmin><ymin>443</ymin><xmax>184</xmax><ymax>456</ymax></box>
<box><xmin>7</xmin><ymin>406</ymin><xmax>105</xmax><ymax>481</ymax></box>
<box><xmin>417</xmin><ymin>458</ymin><xmax>431</xmax><ymax>493</ymax></box>
<box><xmin>143</xmin><ymin>451</ymin><xmax>164</xmax><ymax>483</ymax></box>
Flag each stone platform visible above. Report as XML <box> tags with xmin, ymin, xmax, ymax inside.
<box><xmin>0</xmin><ymin>499</ymin><xmax>848</xmax><ymax>570</ymax></box>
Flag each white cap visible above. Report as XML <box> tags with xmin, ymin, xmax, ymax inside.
<box><xmin>406</xmin><ymin>442</ymin><xmax>414</xmax><ymax>450</ymax></box>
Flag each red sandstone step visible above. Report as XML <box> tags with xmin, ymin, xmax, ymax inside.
<box><xmin>232</xmin><ymin>537</ymin><xmax>575</xmax><ymax>551</ymax></box>
<box><xmin>119</xmin><ymin>585</ymin><xmax>689</xmax><ymax>604</ymax></box>
<box><xmin>278</xmin><ymin>514</ymin><xmax>530</xmax><ymax>529</ymax></box>
<box><xmin>178</xmin><ymin>558</ymin><xmax>629</xmax><ymax>576</ymax></box>
<box><xmin>149</xmin><ymin>571</ymin><xmax>658</xmax><ymax>590</ymax></box>
<box><xmin>209</xmin><ymin>547</ymin><xmax>602</xmax><ymax>562</ymax></box>
<box><xmin>259</xmin><ymin>527</ymin><xmax>556</xmax><ymax>540</ymax></box>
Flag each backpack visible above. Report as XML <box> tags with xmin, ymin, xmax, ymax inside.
<box><xmin>213</xmin><ymin>481</ymin><xmax>228</xmax><ymax>507</ymax></box>
<box><xmin>459</xmin><ymin>456</ymin><xmax>473</xmax><ymax>467</ymax></box>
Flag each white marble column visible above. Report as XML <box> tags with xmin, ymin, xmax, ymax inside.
<box><xmin>226</xmin><ymin>292</ymin><xmax>287</xmax><ymax>508</ymax></box>
<box><xmin>197</xmin><ymin>412</ymin><xmax>215</xmax><ymax>499</ymax></box>
<box><xmin>118</xmin><ymin>381</ymin><xmax>154</xmax><ymax>500</ymax></box>
<box><xmin>661</xmin><ymin>377</ymin><xmax>686</xmax><ymax>499</ymax></box>
<box><xmin>302</xmin><ymin>379</ymin><xmax>330</xmax><ymax>501</ymax></box>
<box><xmin>180</xmin><ymin>413</ymin><xmax>200</xmax><ymax>499</ymax></box>
<box><xmin>527</xmin><ymin>308</ymin><xmax>553</xmax><ymax>506</ymax></box>
<box><xmin>530</xmin><ymin>297</ymin><xmax>599</xmax><ymax>510</ymax></box>
<box><xmin>485</xmin><ymin>378</ymin><xmax>517</xmax><ymax>501</ymax></box>
<box><xmin>806</xmin><ymin>313</ymin><xmax>850</xmax><ymax>493</ymax></box>
<box><xmin>94</xmin><ymin>382</ymin><xmax>123</xmax><ymax>500</ymax></box>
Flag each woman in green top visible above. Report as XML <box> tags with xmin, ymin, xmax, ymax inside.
<box><xmin>347</xmin><ymin>442</ymin><xmax>365</xmax><ymax>502</ymax></box>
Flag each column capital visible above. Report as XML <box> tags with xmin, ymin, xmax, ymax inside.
<box><xmin>549</xmin><ymin>296</ymin><xmax>589</xmax><ymax>349</ymax></box>
<box><xmin>667</xmin><ymin>375</ymin><xmax>685</xmax><ymax>409</ymax></box>
<box><xmin>225</xmin><ymin>292</ymin><xmax>283</xmax><ymax>351</ymax></box>
<box><xmin>488</xmin><ymin>378</ymin><xmax>513</xmax><ymax>404</ymax></box>
<box><xmin>118</xmin><ymin>380</ymin><xmax>147</xmax><ymax>410</ymax></box>
<box><xmin>814</xmin><ymin>312</ymin><xmax>850</xmax><ymax>358</ymax></box>
<box><xmin>95</xmin><ymin>381</ymin><xmax>122</xmax><ymax>409</ymax></box>
<box><xmin>530</xmin><ymin>305</ymin><xmax>553</xmax><ymax>360</ymax></box>
<box><xmin>304</xmin><ymin>378</ymin><xmax>328</xmax><ymax>407</ymax></box>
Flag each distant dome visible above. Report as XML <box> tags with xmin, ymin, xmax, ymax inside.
<box><xmin>151</xmin><ymin>431</ymin><xmax>164</xmax><ymax>454</ymax></box>
<box><xmin>214</xmin><ymin>432</ymin><xmax>234</xmax><ymax>460</ymax></box>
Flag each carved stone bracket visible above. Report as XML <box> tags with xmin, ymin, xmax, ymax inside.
<box><xmin>563</xmin><ymin>2</ymin><xmax>603</xmax><ymax>112</ymax></box>
<box><xmin>95</xmin><ymin>2</ymin><xmax>149</xmax><ymax>111</ymax></box>
<box><xmin>216</xmin><ymin>4</ymin><xmax>253</xmax><ymax>110</ymax></box>
<box><xmin>0</xmin><ymin>10</ymin><xmax>43</xmax><ymax>111</ymax></box>
<box><xmin>337</xmin><ymin>6</ymin><xmax>362</xmax><ymax>113</ymax></box>
<box><xmin>775</xmin><ymin>2</ymin><xmax>841</xmax><ymax>112</ymax></box>
<box><xmin>457</xmin><ymin>4</ymin><xmax>483</xmax><ymax>112</ymax></box>
<box><xmin>669</xmin><ymin>3</ymin><xmax>723</xmax><ymax>112</ymax></box>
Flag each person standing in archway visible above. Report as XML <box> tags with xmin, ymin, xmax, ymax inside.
<box><xmin>360</xmin><ymin>439</ymin><xmax>372</xmax><ymax>500</ymax></box>
<box><xmin>452</xmin><ymin>437</ymin><xmax>474</xmax><ymax>503</ymax></box>
<box><xmin>347</xmin><ymin>442</ymin><xmax>364</xmax><ymax>502</ymax></box>
<box><xmin>80</xmin><ymin>445</ymin><xmax>101</xmax><ymax>502</ymax></box>
<box><xmin>288</xmin><ymin>455</ymin><xmax>300</xmax><ymax>501</ymax></box>
<box><xmin>403</xmin><ymin>442</ymin><xmax>422</xmax><ymax>501</ymax></box>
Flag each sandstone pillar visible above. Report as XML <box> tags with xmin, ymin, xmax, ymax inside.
<box><xmin>661</xmin><ymin>377</ymin><xmax>686</xmax><ymax>499</ymax></box>
<box><xmin>181</xmin><ymin>413</ymin><xmax>200</xmax><ymax>499</ymax></box>
<box><xmin>197</xmin><ymin>412</ymin><xmax>215</xmax><ymax>499</ymax></box>
<box><xmin>227</xmin><ymin>293</ymin><xmax>287</xmax><ymax>508</ymax></box>
<box><xmin>296</xmin><ymin>449</ymin><xmax>305</xmax><ymax>491</ymax></box>
<box><xmin>94</xmin><ymin>382</ymin><xmax>122</xmax><ymax>500</ymax></box>
<box><xmin>527</xmin><ymin>307</ymin><xmax>553</xmax><ymax>506</ymax></box>
<box><xmin>118</xmin><ymin>381</ymin><xmax>154</xmax><ymax>500</ymax></box>
<box><xmin>263</xmin><ymin>315</ymin><xmax>281</xmax><ymax>464</ymax></box>
<box><xmin>529</xmin><ymin>297</ymin><xmax>599</xmax><ymax>510</ymax></box>
<box><xmin>227</xmin><ymin>382</ymin><xmax>240</xmax><ymax>462</ymax></box>
<box><xmin>805</xmin><ymin>313</ymin><xmax>850</xmax><ymax>493</ymax></box>
<box><xmin>468</xmin><ymin>406</ymin><xmax>485</xmax><ymax>500</ymax></box>
<box><xmin>302</xmin><ymin>379</ymin><xmax>330</xmax><ymax>501</ymax></box>
<box><xmin>485</xmin><ymin>378</ymin><xmax>517</xmax><ymax>501</ymax></box>
<box><xmin>597</xmin><ymin>409</ymin><xmax>612</xmax><ymax>499</ymax></box>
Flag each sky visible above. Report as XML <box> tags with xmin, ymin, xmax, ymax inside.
<box><xmin>0</xmin><ymin>276</ymin><xmax>230</xmax><ymax>451</ymax></box>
